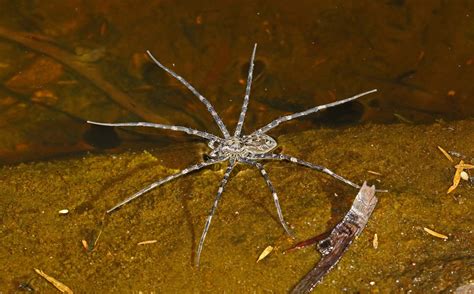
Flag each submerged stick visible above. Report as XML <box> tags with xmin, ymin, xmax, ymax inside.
<box><xmin>34</xmin><ymin>268</ymin><xmax>73</xmax><ymax>293</ymax></box>
<box><xmin>0</xmin><ymin>25</ymin><xmax>168</xmax><ymax>124</ymax></box>
<box><xmin>291</xmin><ymin>182</ymin><xmax>378</xmax><ymax>293</ymax></box>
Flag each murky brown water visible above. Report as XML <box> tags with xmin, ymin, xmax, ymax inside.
<box><xmin>0</xmin><ymin>1</ymin><xmax>473</xmax><ymax>292</ymax></box>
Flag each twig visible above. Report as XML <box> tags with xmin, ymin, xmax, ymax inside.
<box><xmin>137</xmin><ymin>239</ymin><xmax>158</xmax><ymax>245</ymax></box>
<box><xmin>291</xmin><ymin>182</ymin><xmax>378</xmax><ymax>293</ymax></box>
<box><xmin>34</xmin><ymin>268</ymin><xmax>73</xmax><ymax>293</ymax></box>
<box><xmin>437</xmin><ymin>146</ymin><xmax>453</xmax><ymax>162</ymax></box>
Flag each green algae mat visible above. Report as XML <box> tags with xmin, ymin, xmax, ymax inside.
<box><xmin>1</xmin><ymin>121</ymin><xmax>473</xmax><ymax>292</ymax></box>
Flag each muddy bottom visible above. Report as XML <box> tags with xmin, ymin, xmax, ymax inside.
<box><xmin>1</xmin><ymin>120</ymin><xmax>473</xmax><ymax>292</ymax></box>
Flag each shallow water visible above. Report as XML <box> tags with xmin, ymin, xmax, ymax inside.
<box><xmin>0</xmin><ymin>1</ymin><xmax>473</xmax><ymax>292</ymax></box>
<box><xmin>0</xmin><ymin>0</ymin><xmax>474</xmax><ymax>163</ymax></box>
<box><xmin>1</xmin><ymin>122</ymin><xmax>473</xmax><ymax>292</ymax></box>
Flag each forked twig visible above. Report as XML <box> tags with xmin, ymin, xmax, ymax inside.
<box><xmin>291</xmin><ymin>182</ymin><xmax>378</xmax><ymax>293</ymax></box>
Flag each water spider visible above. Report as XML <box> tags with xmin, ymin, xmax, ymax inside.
<box><xmin>88</xmin><ymin>44</ymin><xmax>377</xmax><ymax>265</ymax></box>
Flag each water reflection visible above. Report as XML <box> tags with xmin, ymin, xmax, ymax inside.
<box><xmin>0</xmin><ymin>1</ymin><xmax>472</xmax><ymax>161</ymax></box>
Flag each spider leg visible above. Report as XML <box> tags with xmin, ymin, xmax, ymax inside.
<box><xmin>251</xmin><ymin>153</ymin><xmax>361</xmax><ymax>189</ymax></box>
<box><xmin>87</xmin><ymin>121</ymin><xmax>221</xmax><ymax>141</ymax></box>
<box><xmin>234</xmin><ymin>43</ymin><xmax>257</xmax><ymax>137</ymax></box>
<box><xmin>240</xmin><ymin>159</ymin><xmax>294</xmax><ymax>237</ymax></box>
<box><xmin>196</xmin><ymin>163</ymin><xmax>235</xmax><ymax>266</ymax></box>
<box><xmin>252</xmin><ymin>89</ymin><xmax>377</xmax><ymax>135</ymax></box>
<box><xmin>146</xmin><ymin>50</ymin><xmax>231</xmax><ymax>138</ymax></box>
<box><xmin>107</xmin><ymin>157</ymin><xmax>224</xmax><ymax>214</ymax></box>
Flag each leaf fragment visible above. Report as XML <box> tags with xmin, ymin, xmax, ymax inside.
<box><xmin>454</xmin><ymin>163</ymin><xmax>474</xmax><ymax>170</ymax></box>
<box><xmin>437</xmin><ymin>146</ymin><xmax>453</xmax><ymax>162</ymax></box>
<box><xmin>58</xmin><ymin>209</ymin><xmax>69</xmax><ymax>215</ymax></box>
<box><xmin>81</xmin><ymin>239</ymin><xmax>89</xmax><ymax>251</ymax></box>
<box><xmin>372</xmin><ymin>233</ymin><xmax>378</xmax><ymax>249</ymax></box>
<box><xmin>82</xmin><ymin>230</ymin><xmax>102</xmax><ymax>252</ymax></box>
<box><xmin>367</xmin><ymin>170</ymin><xmax>382</xmax><ymax>176</ymax></box>
<box><xmin>34</xmin><ymin>268</ymin><xmax>73</xmax><ymax>293</ymax></box>
<box><xmin>256</xmin><ymin>245</ymin><xmax>274</xmax><ymax>263</ymax></box>
<box><xmin>448</xmin><ymin>160</ymin><xmax>465</xmax><ymax>194</ymax></box>
<box><xmin>137</xmin><ymin>240</ymin><xmax>158</xmax><ymax>245</ymax></box>
<box><xmin>423</xmin><ymin>227</ymin><xmax>448</xmax><ymax>240</ymax></box>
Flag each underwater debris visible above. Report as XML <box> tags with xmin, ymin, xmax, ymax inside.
<box><xmin>18</xmin><ymin>278</ymin><xmax>36</xmax><ymax>292</ymax></box>
<box><xmin>448</xmin><ymin>161</ymin><xmax>464</xmax><ymax>194</ymax></box>
<box><xmin>437</xmin><ymin>146</ymin><xmax>453</xmax><ymax>162</ymax></box>
<box><xmin>283</xmin><ymin>231</ymin><xmax>331</xmax><ymax>254</ymax></box>
<box><xmin>455</xmin><ymin>162</ymin><xmax>474</xmax><ymax>170</ymax></box>
<box><xmin>393</xmin><ymin>113</ymin><xmax>413</xmax><ymax>124</ymax></box>
<box><xmin>81</xmin><ymin>230</ymin><xmax>102</xmax><ymax>252</ymax></box>
<box><xmin>137</xmin><ymin>240</ymin><xmax>158</xmax><ymax>245</ymax></box>
<box><xmin>367</xmin><ymin>170</ymin><xmax>382</xmax><ymax>176</ymax></box>
<box><xmin>372</xmin><ymin>233</ymin><xmax>378</xmax><ymax>249</ymax></box>
<box><xmin>81</xmin><ymin>239</ymin><xmax>89</xmax><ymax>251</ymax></box>
<box><xmin>58</xmin><ymin>209</ymin><xmax>69</xmax><ymax>215</ymax></box>
<box><xmin>438</xmin><ymin>146</ymin><xmax>474</xmax><ymax>193</ymax></box>
<box><xmin>291</xmin><ymin>182</ymin><xmax>378</xmax><ymax>293</ymax></box>
<box><xmin>34</xmin><ymin>268</ymin><xmax>73</xmax><ymax>293</ymax></box>
<box><xmin>460</xmin><ymin>171</ymin><xmax>469</xmax><ymax>181</ymax></box>
<box><xmin>256</xmin><ymin>245</ymin><xmax>274</xmax><ymax>263</ymax></box>
<box><xmin>454</xmin><ymin>283</ymin><xmax>474</xmax><ymax>293</ymax></box>
<box><xmin>0</xmin><ymin>25</ymin><xmax>167</xmax><ymax>123</ymax></box>
<box><xmin>447</xmin><ymin>160</ymin><xmax>474</xmax><ymax>194</ymax></box>
<box><xmin>423</xmin><ymin>227</ymin><xmax>448</xmax><ymax>240</ymax></box>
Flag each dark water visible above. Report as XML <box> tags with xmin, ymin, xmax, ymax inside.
<box><xmin>0</xmin><ymin>1</ymin><xmax>473</xmax><ymax>293</ymax></box>
<box><xmin>0</xmin><ymin>0</ymin><xmax>473</xmax><ymax>163</ymax></box>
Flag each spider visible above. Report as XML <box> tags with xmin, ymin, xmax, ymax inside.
<box><xmin>87</xmin><ymin>44</ymin><xmax>377</xmax><ymax>265</ymax></box>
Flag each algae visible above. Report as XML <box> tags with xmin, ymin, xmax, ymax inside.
<box><xmin>1</xmin><ymin>120</ymin><xmax>473</xmax><ymax>292</ymax></box>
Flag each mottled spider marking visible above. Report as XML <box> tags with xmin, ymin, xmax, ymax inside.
<box><xmin>208</xmin><ymin>133</ymin><xmax>277</xmax><ymax>161</ymax></box>
<box><xmin>87</xmin><ymin>43</ymin><xmax>377</xmax><ymax>265</ymax></box>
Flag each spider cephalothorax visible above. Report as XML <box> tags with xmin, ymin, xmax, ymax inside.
<box><xmin>88</xmin><ymin>44</ymin><xmax>377</xmax><ymax>265</ymax></box>
<box><xmin>208</xmin><ymin>134</ymin><xmax>277</xmax><ymax>161</ymax></box>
